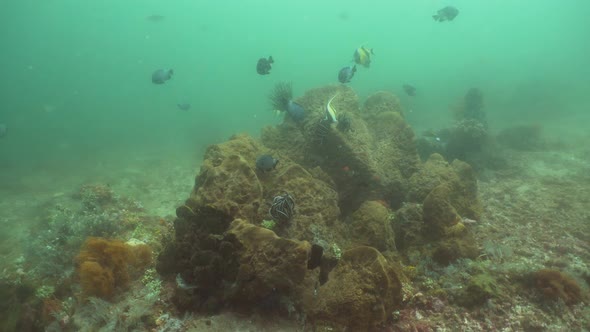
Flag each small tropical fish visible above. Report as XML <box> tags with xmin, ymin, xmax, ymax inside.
<box><xmin>422</xmin><ymin>129</ymin><xmax>439</xmax><ymax>138</ymax></box>
<box><xmin>177</xmin><ymin>102</ymin><xmax>191</xmax><ymax>111</ymax></box>
<box><xmin>403</xmin><ymin>84</ymin><xmax>416</xmax><ymax>96</ymax></box>
<box><xmin>256</xmin><ymin>56</ymin><xmax>274</xmax><ymax>75</ymax></box>
<box><xmin>353</xmin><ymin>46</ymin><xmax>374</xmax><ymax>68</ymax></box>
<box><xmin>287</xmin><ymin>100</ymin><xmax>305</xmax><ymax>121</ymax></box>
<box><xmin>325</xmin><ymin>94</ymin><xmax>339</xmax><ymax>123</ymax></box>
<box><xmin>151</xmin><ymin>69</ymin><xmax>173</xmax><ymax>84</ymax></box>
<box><xmin>422</xmin><ymin>128</ymin><xmax>448</xmax><ymax>143</ymax></box>
<box><xmin>338</xmin><ymin>65</ymin><xmax>356</xmax><ymax>83</ymax></box>
<box><xmin>256</xmin><ymin>155</ymin><xmax>279</xmax><ymax>172</ymax></box>
<box><xmin>146</xmin><ymin>14</ymin><xmax>165</xmax><ymax>23</ymax></box>
<box><xmin>433</xmin><ymin>6</ymin><xmax>459</xmax><ymax>22</ymax></box>
<box><xmin>0</xmin><ymin>123</ymin><xmax>6</xmax><ymax>138</ymax></box>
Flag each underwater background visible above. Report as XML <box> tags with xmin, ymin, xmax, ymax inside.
<box><xmin>1</xmin><ymin>0</ymin><xmax>590</xmax><ymax>331</ymax></box>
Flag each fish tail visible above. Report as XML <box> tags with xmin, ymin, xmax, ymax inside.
<box><xmin>432</xmin><ymin>15</ymin><xmax>439</xmax><ymax>21</ymax></box>
<box><xmin>268</xmin><ymin>56</ymin><xmax>274</xmax><ymax>64</ymax></box>
<box><xmin>352</xmin><ymin>65</ymin><xmax>357</xmax><ymax>73</ymax></box>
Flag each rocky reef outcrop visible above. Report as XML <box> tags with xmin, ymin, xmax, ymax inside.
<box><xmin>157</xmin><ymin>85</ymin><xmax>484</xmax><ymax>329</ymax></box>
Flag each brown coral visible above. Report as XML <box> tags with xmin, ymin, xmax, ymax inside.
<box><xmin>76</xmin><ymin>237</ymin><xmax>150</xmax><ymax>300</ymax></box>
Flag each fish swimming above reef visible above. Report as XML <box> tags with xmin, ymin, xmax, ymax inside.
<box><xmin>338</xmin><ymin>65</ymin><xmax>356</xmax><ymax>83</ymax></box>
<box><xmin>256</xmin><ymin>56</ymin><xmax>274</xmax><ymax>75</ymax></box>
<box><xmin>0</xmin><ymin>123</ymin><xmax>6</xmax><ymax>138</ymax></box>
<box><xmin>151</xmin><ymin>69</ymin><xmax>173</xmax><ymax>84</ymax></box>
<box><xmin>325</xmin><ymin>94</ymin><xmax>339</xmax><ymax>123</ymax></box>
<box><xmin>433</xmin><ymin>6</ymin><xmax>459</xmax><ymax>22</ymax></box>
<box><xmin>256</xmin><ymin>155</ymin><xmax>279</xmax><ymax>172</ymax></box>
<box><xmin>177</xmin><ymin>102</ymin><xmax>191</xmax><ymax>111</ymax></box>
<box><xmin>353</xmin><ymin>46</ymin><xmax>374</xmax><ymax>68</ymax></box>
<box><xmin>403</xmin><ymin>84</ymin><xmax>416</xmax><ymax>96</ymax></box>
<box><xmin>146</xmin><ymin>14</ymin><xmax>165</xmax><ymax>23</ymax></box>
<box><xmin>423</xmin><ymin>128</ymin><xmax>450</xmax><ymax>143</ymax></box>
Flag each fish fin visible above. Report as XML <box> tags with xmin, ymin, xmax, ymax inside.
<box><xmin>352</xmin><ymin>65</ymin><xmax>357</xmax><ymax>73</ymax></box>
<box><xmin>369</xmin><ymin>48</ymin><xmax>374</xmax><ymax>55</ymax></box>
<box><xmin>268</xmin><ymin>56</ymin><xmax>274</xmax><ymax>63</ymax></box>
<box><xmin>329</xmin><ymin>93</ymin><xmax>339</xmax><ymax>104</ymax></box>
<box><xmin>432</xmin><ymin>15</ymin><xmax>439</xmax><ymax>21</ymax></box>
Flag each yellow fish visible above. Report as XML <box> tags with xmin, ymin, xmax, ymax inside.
<box><xmin>325</xmin><ymin>94</ymin><xmax>339</xmax><ymax>123</ymax></box>
<box><xmin>353</xmin><ymin>46</ymin><xmax>374</xmax><ymax>68</ymax></box>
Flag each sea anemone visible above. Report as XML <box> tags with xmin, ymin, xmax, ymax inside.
<box><xmin>269</xmin><ymin>82</ymin><xmax>293</xmax><ymax>112</ymax></box>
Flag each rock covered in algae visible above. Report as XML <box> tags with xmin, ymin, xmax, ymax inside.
<box><xmin>422</xmin><ymin>184</ymin><xmax>462</xmax><ymax>237</ymax></box>
<box><xmin>189</xmin><ymin>134</ymin><xmax>265</xmax><ymax>221</ymax></box>
<box><xmin>422</xmin><ymin>183</ymin><xmax>479</xmax><ymax>264</ymax></box>
<box><xmin>158</xmin><ymin>215</ymin><xmax>314</xmax><ymax>312</ymax></box>
<box><xmin>225</xmin><ymin>219</ymin><xmax>312</xmax><ymax>308</ymax></box>
<box><xmin>350</xmin><ymin>200</ymin><xmax>396</xmax><ymax>252</ymax></box>
<box><xmin>408</xmin><ymin>153</ymin><xmax>482</xmax><ymax>220</ymax></box>
<box><xmin>309</xmin><ymin>246</ymin><xmax>402</xmax><ymax>330</ymax></box>
<box><xmin>156</xmin><ymin>83</ymin><xmax>486</xmax><ymax>321</ymax></box>
<box><xmin>414</xmin><ymin>169</ymin><xmax>480</xmax><ymax>265</ymax></box>
<box><xmin>186</xmin><ymin>133</ymin><xmax>342</xmax><ymax>243</ymax></box>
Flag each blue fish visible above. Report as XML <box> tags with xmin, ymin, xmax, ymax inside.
<box><xmin>338</xmin><ymin>65</ymin><xmax>356</xmax><ymax>83</ymax></box>
<box><xmin>177</xmin><ymin>102</ymin><xmax>191</xmax><ymax>111</ymax></box>
<box><xmin>151</xmin><ymin>69</ymin><xmax>173</xmax><ymax>84</ymax></box>
<box><xmin>433</xmin><ymin>6</ymin><xmax>459</xmax><ymax>22</ymax></box>
<box><xmin>287</xmin><ymin>100</ymin><xmax>305</xmax><ymax>122</ymax></box>
<box><xmin>256</xmin><ymin>155</ymin><xmax>279</xmax><ymax>172</ymax></box>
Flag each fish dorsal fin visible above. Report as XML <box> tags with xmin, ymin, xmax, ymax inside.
<box><xmin>327</xmin><ymin>93</ymin><xmax>339</xmax><ymax>109</ymax></box>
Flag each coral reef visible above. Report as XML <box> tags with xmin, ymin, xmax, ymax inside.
<box><xmin>156</xmin><ymin>84</ymin><xmax>483</xmax><ymax>328</ymax></box>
